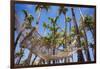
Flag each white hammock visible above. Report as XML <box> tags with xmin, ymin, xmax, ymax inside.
<box><xmin>21</xmin><ymin>29</ymin><xmax>83</xmax><ymax>61</ymax></box>
<box><xmin>29</xmin><ymin>47</ymin><xmax>82</xmax><ymax>61</ymax></box>
<box><xmin>27</xmin><ymin>37</ymin><xmax>82</xmax><ymax>61</ymax></box>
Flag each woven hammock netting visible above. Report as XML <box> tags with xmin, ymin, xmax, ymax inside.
<box><xmin>19</xmin><ymin>28</ymin><xmax>83</xmax><ymax>61</ymax></box>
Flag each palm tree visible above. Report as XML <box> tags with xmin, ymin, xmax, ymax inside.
<box><xmin>57</xmin><ymin>6</ymin><xmax>68</xmax><ymax>63</ymax></box>
<box><xmin>71</xmin><ymin>8</ymin><xmax>85</xmax><ymax>62</ymax></box>
<box><xmin>84</xmin><ymin>15</ymin><xmax>95</xmax><ymax>40</ymax></box>
<box><xmin>42</xmin><ymin>22</ymin><xmax>49</xmax><ymax>36</ymax></box>
<box><xmin>30</xmin><ymin>5</ymin><xmax>50</xmax><ymax>65</ymax></box>
<box><xmin>58</xmin><ymin>6</ymin><xmax>68</xmax><ymax>47</ymax></box>
<box><xmin>79</xmin><ymin>8</ymin><xmax>91</xmax><ymax>61</ymax></box>
<box><xmin>48</xmin><ymin>16</ymin><xmax>59</xmax><ymax>64</ymax></box>
<box><xmin>66</xmin><ymin>17</ymin><xmax>72</xmax><ymax>62</ymax></box>
<box><xmin>20</xmin><ymin>27</ymin><xmax>37</xmax><ymax>65</ymax></box>
<box><xmin>70</xmin><ymin>26</ymin><xmax>77</xmax><ymax>61</ymax></box>
<box><xmin>14</xmin><ymin>10</ymin><xmax>34</xmax><ymax>65</ymax></box>
<box><xmin>66</xmin><ymin>17</ymin><xmax>71</xmax><ymax>35</ymax></box>
<box><xmin>84</xmin><ymin>15</ymin><xmax>95</xmax><ymax>61</ymax></box>
<box><xmin>35</xmin><ymin>4</ymin><xmax>50</xmax><ymax>30</ymax></box>
<box><xmin>32</xmin><ymin>55</ymin><xmax>38</xmax><ymax>65</ymax></box>
<box><xmin>14</xmin><ymin>10</ymin><xmax>34</xmax><ymax>51</ymax></box>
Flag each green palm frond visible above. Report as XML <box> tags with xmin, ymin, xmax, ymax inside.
<box><xmin>43</xmin><ymin>22</ymin><xmax>48</xmax><ymax>29</ymax></box>
<box><xmin>66</xmin><ymin>16</ymin><xmax>71</xmax><ymax>23</ymax></box>
<box><xmin>35</xmin><ymin>5</ymin><xmax>50</xmax><ymax>12</ymax></box>
<box><xmin>48</xmin><ymin>17</ymin><xmax>55</xmax><ymax>23</ymax></box>
<box><xmin>28</xmin><ymin>15</ymin><xmax>34</xmax><ymax>23</ymax></box>
<box><xmin>55</xmin><ymin>16</ymin><xmax>59</xmax><ymax>23</ymax></box>
<box><xmin>22</xmin><ymin>10</ymin><xmax>28</xmax><ymax>18</ymax></box>
<box><xmin>42</xmin><ymin>5</ymin><xmax>50</xmax><ymax>12</ymax></box>
<box><xmin>35</xmin><ymin>5</ymin><xmax>41</xmax><ymax>12</ymax></box>
<box><xmin>48</xmin><ymin>16</ymin><xmax>59</xmax><ymax>24</ymax></box>
<box><xmin>84</xmin><ymin>15</ymin><xmax>94</xmax><ymax>30</ymax></box>
<box><xmin>58</xmin><ymin>6</ymin><xmax>68</xmax><ymax>15</ymax></box>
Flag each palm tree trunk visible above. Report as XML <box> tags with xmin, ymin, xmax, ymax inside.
<box><xmin>69</xmin><ymin>21</ymin><xmax>73</xmax><ymax>62</ymax></box>
<box><xmin>14</xmin><ymin>31</ymin><xmax>22</xmax><ymax>51</ymax></box>
<box><xmin>52</xmin><ymin>20</ymin><xmax>56</xmax><ymax>64</ymax></box>
<box><xmin>64</xmin><ymin>15</ymin><xmax>67</xmax><ymax>63</ymax></box>
<box><xmin>36</xmin><ymin>8</ymin><xmax>41</xmax><ymax>30</ymax></box>
<box><xmin>71</xmin><ymin>8</ymin><xmax>85</xmax><ymax>62</ymax></box>
<box><xmin>83</xmin><ymin>29</ymin><xmax>91</xmax><ymax>61</ymax></box>
<box><xmin>32</xmin><ymin>55</ymin><xmax>37</xmax><ymax>65</ymax></box>
<box><xmin>88</xmin><ymin>27</ymin><xmax>95</xmax><ymax>61</ymax></box>
<box><xmin>53</xmin><ymin>47</ymin><xmax>55</xmax><ymax>64</ymax></box>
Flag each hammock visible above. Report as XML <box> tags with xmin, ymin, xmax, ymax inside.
<box><xmin>20</xmin><ymin>28</ymin><xmax>83</xmax><ymax>61</ymax></box>
<box><xmin>27</xmin><ymin>36</ymin><xmax>81</xmax><ymax>61</ymax></box>
<box><xmin>29</xmin><ymin>47</ymin><xmax>82</xmax><ymax>61</ymax></box>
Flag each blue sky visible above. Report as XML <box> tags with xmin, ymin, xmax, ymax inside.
<box><xmin>15</xmin><ymin>3</ymin><xmax>95</xmax><ymax>64</ymax></box>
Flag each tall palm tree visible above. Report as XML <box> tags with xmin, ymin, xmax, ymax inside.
<box><xmin>79</xmin><ymin>8</ymin><xmax>91</xmax><ymax>61</ymax></box>
<box><xmin>31</xmin><ymin>5</ymin><xmax>50</xmax><ymax>65</ymax></box>
<box><xmin>66</xmin><ymin>17</ymin><xmax>72</xmax><ymax>35</ymax></box>
<box><xmin>20</xmin><ymin>27</ymin><xmax>37</xmax><ymax>65</ymax></box>
<box><xmin>57</xmin><ymin>6</ymin><xmax>68</xmax><ymax>63</ymax></box>
<box><xmin>22</xmin><ymin>5</ymin><xmax>50</xmax><ymax>65</ymax></box>
<box><xmin>66</xmin><ymin>17</ymin><xmax>72</xmax><ymax>62</ymax></box>
<box><xmin>58</xmin><ymin>6</ymin><xmax>68</xmax><ymax>48</ymax></box>
<box><xmin>15</xmin><ymin>10</ymin><xmax>34</xmax><ymax>65</ymax></box>
<box><xmin>48</xmin><ymin>16</ymin><xmax>59</xmax><ymax>64</ymax></box>
<box><xmin>84</xmin><ymin>15</ymin><xmax>95</xmax><ymax>61</ymax></box>
<box><xmin>70</xmin><ymin>26</ymin><xmax>77</xmax><ymax>61</ymax></box>
<box><xmin>71</xmin><ymin>8</ymin><xmax>85</xmax><ymax>62</ymax></box>
<box><xmin>14</xmin><ymin>10</ymin><xmax>34</xmax><ymax>51</ymax></box>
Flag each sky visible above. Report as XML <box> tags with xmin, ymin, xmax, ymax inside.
<box><xmin>14</xmin><ymin>3</ymin><xmax>95</xmax><ymax>64</ymax></box>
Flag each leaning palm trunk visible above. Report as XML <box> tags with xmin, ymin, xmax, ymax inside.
<box><xmin>84</xmin><ymin>30</ymin><xmax>91</xmax><ymax>61</ymax></box>
<box><xmin>14</xmin><ymin>31</ymin><xmax>22</xmax><ymax>51</ymax></box>
<box><xmin>20</xmin><ymin>28</ymin><xmax>36</xmax><ymax>65</ymax></box>
<box><xmin>79</xmin><ymin>8</ymin><xmax>91</xmax><ymax>61</ymax></box>
<box><xmin>69</xmin><ymin>21</ymin><xmax>73</xmax><ymax>62</ymax></box>
<box><xmin>64</xmin><ymin>15</ymin><xmax>68</xmax><ymax>63</ymax></box>
<box><xmin>71</xmin><ymin>8</ymin><xmax>85</xmax><ymax>62</ymax></box>
<box><xmin>52</xmin><ymin>21</ymin><xmax>56</xmax><ymax>64</ymax></box>
<box><xmin>21</xmin><ymin>28</ymin><xmax>40</xmax><ymax>65</ymax></box>
<box><xmin>14</xmin><ymin>14</ymin><xmax>22</xmax><ymax>52</ymax></box>
<box><xmin>32</xmin><ymin>55</ymin><xmax>37</xmax><ymax>65</ymax></box>
<box><xmin>32</xmin><ymin>7</ymin><xmax>46</xmax><ymax>64</ymax></box>
<box><xmin>36</xmin><ymin>7</ymin><xmax>41</xmax><ymax>30</ymax></box>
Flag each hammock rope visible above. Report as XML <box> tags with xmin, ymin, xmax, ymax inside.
<box><xmin>20</xmin><ymin>29</ymin><xmax>84</xmax><ymax>61</ymax></box>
